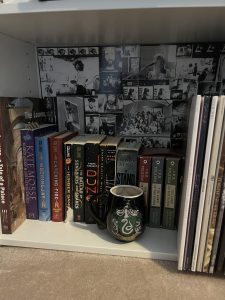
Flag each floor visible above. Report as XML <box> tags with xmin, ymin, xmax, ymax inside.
<box><xmin>0</xmin><ymin>246</ymin><xmax>224</xmax><ymax>300</ymax></box>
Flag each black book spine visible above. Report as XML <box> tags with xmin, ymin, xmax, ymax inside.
<box><xmin>106</xmin><ymin>145</ymin><xmax>117</xmax><ymax>191</ymax></box>
<box><xmin>216</xmin><ymin>213</ymin><xmax>225</xmax><ymax>273</ymax></box>
<box><xmin>85</xmin><ymin>143</ymin><xmax>100</xmax><ymax>224</ymax></box>
<box><xmin>73</xmin><ymin>143</ymin><xmax>85</xmax><ymax>222</ymax></box>
<box><xmin>183</xmin><ymin>96</ymin><xmax>211</xmax><ymax>270</ymax></box>
<box><xmin>99</xmin><ymin>144</ymin><xmax>107</xmax><ymax>194</ymax></box>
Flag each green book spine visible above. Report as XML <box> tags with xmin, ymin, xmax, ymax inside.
<box><xmin>73</xmin><ymin>143</ymin><xmax>85</xmax><ymax>222</ymax></box>
<box><xmin>162</xmin><ymin>158</ymin><xmax>180</xmax><ymax>229</ymax></box>
<box><xmin>149</xmin><ymin>157</ymin><xmax>165</xmax><ymax>228</ymax></box>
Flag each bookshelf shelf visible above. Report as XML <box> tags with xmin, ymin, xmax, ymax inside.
<box><xmin>1</xmin><ymin>1</ymin><xmax>225</xmax><ymax>45</ymax></box>
<box><xmin>0</xmin><ymin>220</ymin><xmax>177</xmax><ymax>261</ymax></box>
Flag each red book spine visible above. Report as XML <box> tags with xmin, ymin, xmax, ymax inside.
<box><xmin>49</xmin><ymin>138</ymin><xmax>64</xmax><ymax>222</ymax></box>
<box><xmin>138</xmin><ymin>156</ymin><xmax>151</xmax><ymax>223</ymax></box>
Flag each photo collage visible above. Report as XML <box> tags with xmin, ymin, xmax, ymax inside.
<box><xmin>37</xmin><ymin>43</ymin><xmax>225</xmax><ymax>150</ymax></box>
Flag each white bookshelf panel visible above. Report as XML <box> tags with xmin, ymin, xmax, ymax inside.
<box><xmin>0</xmin><ymin>220</ymin><xmax>177</xmax><ymax>261</ymax></box>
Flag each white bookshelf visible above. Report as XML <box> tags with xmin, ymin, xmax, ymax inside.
<box><xmin>0</xmin><ymin>1</ymin><xmax>225</xmax><ymax>45</ymax></box>
<box><xmin>0</xmin><ymin>1</ymin><xmax>223</xmax><ymax>262</ymax></box>
<box><xmin>0</xmin><ymin>219</ymin><xmax>177</xmax><ymax>261</ymax></box>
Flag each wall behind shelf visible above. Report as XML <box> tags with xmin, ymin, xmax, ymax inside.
<box><xmin>0</xmin><ymin>33</ymin><xmax>40</xmax><ymax>98</ymax></box>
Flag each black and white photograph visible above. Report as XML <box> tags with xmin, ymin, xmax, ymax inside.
<box><xmin>84</xmin><ymin>96</ymin><xmax>98</xmax><ymax>113</ymax></box>
<box><xmin>140</xmin><ymin>45</ymin><xmax>176</xmax><ymax>80</ymax></box>
<box><xmin>117</xmin><ymin>100</ymin><xmax>172</xmax><ymax>136</ymax></box>
<box><xmin>172</xmin><ymin>101</ymin><xmax>188</xmax><ymax>139</ymax></box>
<box><xmin>78</xmin><ymin>47</ymin><xmax>89</xmax><ymax>56</ymax></box>
<box><xmin>99</xmin><ymin>114</ymin><xmax>116</xmax><ymax>136</ymax></box>
<box><xmin>154</xmin><ymin>83</ymin><xmax>170</xmax><ymax>100</ymax></box>
<box><xmin>57</xmin><ymin>48</ymin><xmax>68</xmax><ymax>56</ymax></box>
<box><xmin>217</xmin><ymin>55</ymin><xmax>225</xmax><ymax>82</ymax></box>
<box><xmin>124</xmin><ymin>136</ymin><xmax>171</xmax><ymax>148</ymax></box>
<box><xmin>122</xmin><ymin>46</ymin><xmax>140</xmax><ymax>80</ymax></box>
<box><xmin>85</xmin><ymin>115</ymin><xmax>99</xmax><ymax>134</ymax></box>
<box><xmin>122</xmin><ymin>45</ymin><xmax>140</xmax><ymax>57</ymax></box>
<box><xmin>98</xmin><ymin>94</ymin><xmax>123</xmax><ymax>113</ymax></box>
<box><xmin>57</xmin><ymin>96</ymin><xmax>85</xmax><ymax>133</ymax></box>
<box><xmin>139</xmin><ymin>85</ymin><xmax>154</xmax><ymax>100</ymax></box>
<box><xmin>123</xmin><ymin>86</ymin><xmax>139</xmax><ymax>100</ymax></box>
<box><xmin>68</xmin><ymin>48</ymin><xmax>78</xmax><ymax>56</ymax></box>
<box><xmin>100</xmin><ymin>71</ymin><xmax>121</xmax><ymax>93</ymax></box>
<box><xmin>182</xmin><ymin>80</ymin><xmax>198</xmax><ymax>101</ymax></box>
<box><xmin>89</xmin><ymin>47</ymin><xmax>99</xmax><ymax>56</ymax></box>
<box><xmin>39</xmin><ymin>55</ymin><xmax>100</xmax><ymax>97</ymax></box>
<box><xmin>192</xmin><ymin>43</ymin><xmax>221</xmax><ymax>58</ymax></box>
<box><xmin>100</xmin><ymin>46</ymin><xmax>122</xmax><ymax>72</ymax></box>
<box><xmin>176</xmin><ymin>57</ymin><xmax>217</xmax><ymax>81</ymax></box>
<box><xmin>38</xmin><ymin>56</ymin><xmax>54</xmax><ymax>72</ymax></box>
<box><xmin>198</xmin><ymin>82</ymin><xmax>217</xmax><ymax>96</ymax></box>
<box><xmin>176</xmin><ymin>44</ymin><xmax>193</xmax><ymax>57</ymax></box>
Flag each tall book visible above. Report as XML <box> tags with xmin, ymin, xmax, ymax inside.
<box><xmin>49</xmin><ymin>131</ymin><xmax>78</xmax><ymax>222</ymax></box>
<box><xmin>209</xmin><ymin>168</ymin><xmax>225</xmax><ymax>273</ymax></box>
<box><xmin>183</xmin><ymin>96</ymin><xmax>211</xmax><ymax>271</ymax></box>
<box><xmin>202</xmin><ymin>96</ymin><xmax>225</xmax><ymax>272</ymax></box>
<box><xmin>215</xmin><ymin>213</ymin><xmax>225</xmax><ymax>273</ymax></box>
<box><xmin>149</xmin><ymin>157</ymin><xmax>165</xmax><ymax>228</ymax></box>
<box><xmin>21</xmin><ymin>124</ymin><xmax>57</xmax><ymax>219</ymax></box>
<box><xmin>177</xmin><ymin>95</ymin><xmax>202</xmax><ymax>271</ymax></box>
<box><xmin>0</xmin><ymin>99</ymin><xmax>26</xmax><ymax>233</ymax></box>
<box><xmin>191</xmin><ymin>96</ymin><xmax>218</xmax><ymax>272</ymax></box>
<box><xmin>73</xmin><ymin>135</ymin><xmax>90</xmax><ymax>222</ymax></box>
<box><xmin>85</xmin><ymin>135</ymin><xmax>106</xmax><ymax>224</ymax></box>
<box><xmin>116</xmin><ymin>142</ymin><xmax>142</xmax><ymax>186</ymax></box>
<box><xmin>162</xmin><ymin>157</ymin><xmax>180</xmax><ymax>230</ymax></box>
<box><xmin>138</xmin><ymin>155</ymin><xmax>151</xmax><ymax>224</ymax></box>
<box><xmin>197</xmin><ymin>96</ymin><xmax>225</xmax><ymax>272</ymax></box>
<box><xmin>35</xmin><ymin>131</ymin><xmax>59</xmax><ymax>221</ymax></box>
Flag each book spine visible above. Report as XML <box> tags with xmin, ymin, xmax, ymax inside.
<box><xmin>99</xmin><ymin>143</ymin><xmax>107</xmax><ymax>194</ymax></box>
<box><xmin>21</xmin><ymin>130</ymin><xmax>38</xmax><ymax>219</ymax></box>
<box><xmin>50</xmin><ymin>138</ymin><xmax>64</xmax><ymax>222</ymax></box>
<box><xmin>183</xmin><ymin>96</ymin><xmax>211</xmax><ymax>271</ymax></box>
<box><xmin>106</xmin><ymin>145</ymin><xmax>117</xmax><ymax>191</ymax></box>
<box><xmin>138</xmin><ymin>156</ymin><xmax>151</xmax><ymax>224</ymax></box>
<box><xmin>216</xmin><ymin>214</ymin><xmax>225</xmax><ymax>273</ymax></box>
<box><xmin>162</xmin><ymin>158</ymin><xmax>180</xmax><ymax>230</ymax></box>
<box><xmin>149</xmin><ymin>157</ymin><xmax>164</xmax><ymax>228</ymax></box>
<box><xmin>73</xmin><ymin>143</ymin><xmax>85</xmax><ymax>222</ymax></box>
<box><xmin>0</xmin><ymin>119</ymin><xmax>11</xmax><ymax>233</ymax></box>
<box><xmin>209</xmin><ymin>171</ymin><xmax>225</xmax><ymax>273</ymax></box>
<box><xmin>64</xmin><ymin>143</ymin><xmax>73</xmax><ymax>214</ymax></box>
<box><xmin>116</xmin><ymin>150</ymin><xmax>138</xmax><ymax>186</ymax></box>
<box><xmin>35</xmin><ymin>137</ymin><xmax>51</xmax><ymax>221</ymax></box>
<box><xmin>85</xmin><ymin>143</ymin><xmax>100</xmax><ymax>224</ymax></box>
<box><xmin>191</xmin><ymin>96</ymin><xmax>218</xmax><ymax>272</ymax></box>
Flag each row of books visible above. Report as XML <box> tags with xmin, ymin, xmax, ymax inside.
<box><xmin>0</xmin><ymin>97</ymin><xmax>183</xmax><ymax>232</ymax></box>
<box><xmin>178</xmin><ymin>95</ymin><xmax>225</xmax><ymax>275</ymax></box>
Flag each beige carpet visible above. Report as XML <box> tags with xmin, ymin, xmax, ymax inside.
<box><xmin>0</xmin><ymin>246</ymin><xmax>224</xmax><ymax>300</ymax></box>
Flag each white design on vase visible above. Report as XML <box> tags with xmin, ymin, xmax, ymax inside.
<box><xmin>121</xmin><ymin>218</ymin><xmax>133</xmax><ymax>235</ymax></box>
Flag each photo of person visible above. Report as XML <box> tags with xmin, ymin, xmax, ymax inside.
<box><xmin>79</xmin><ymin>47</ymin><xmax>89</xmax><ymax>56</ymax></box>
<box><xmin>99</xmin><ymin>115</ymin><xmax>116</xmax><ymax>136</ymax></box>
<box><xmin>182</xmin><ymin>80</ymin><xmax>198</xmax><ymax>101</ymax></box>
<box><xmin>100</xmin><ymin>72</ymin><xmax>121</xmax><ymax>93</ymax></box>
<box><xmin>84</xmin><ymin>96</ymin><xmax>98</xmax><ymax>113</ymax></box>
<box><xmin>89</xmin><ymin>47</ymin><xmax>99</xmax><ymax>55</ymax></box>
<box><xmin>154</xmin><ymin>84</ymin><xmax>170</xmax><ymax>100</ymax></box>
<box><xmin>129</xmin><ymin>57</ymin><xmax>140</xmax><ymax>74</ymax></box>
<box><xmin>68</xmin><ymin>48</ymin><xmax>78</xmax><ymax>56</ymax></box>
<box><xmin>139</xmin><ymin>86</ymin><xmax>154</xmax><ymax>100</ymax></box>
<box><xmin>100</xmin><ymin>46</ymin><xmax>122</xmax><ymax>71</ymax></box>
<box><xmin>85</xmin><ymin>115</ymin><xmax>99</xmax><ymax>134</ymax></box>
<box><xmin>57</xmin><ymin>96</ymin><xmax>85</xmax><ymax>133</ymax></box>
<box><xmin>123</xmin><ymin>86</ymin><xmax>139</xmax><ymax>100</ymax></box>
<box><xmin>57</xmin><ymin>48</ymin><xmax>68</xmax><ymax>56</ymax></box>
<box><xmin>172</xmin><ymin>101</ymin><xmax>188</xmax><ymax>139</ymax></box>
<box><xmin>140</xmin><ymin>45</ymin><xmax>176</xmax><ymax>80</ymax></box>
<box><xmin>117</xmin><ymin>100</ymin><xmax>172</xmax><ymax>136</ymax></box>
<box><xmin>98</xmin><ymin>94</ymin><xmax>123</xmax><ymax>113</ymax></box>
<box><xmin>176</xmin><ymin>44</ymin><xmax>193</xmax><ymax>57</ymax></box>
<box><xmin>122</xmin><ymin>45</ymin><xmax>140</xmax><ymax>57</ymax></box>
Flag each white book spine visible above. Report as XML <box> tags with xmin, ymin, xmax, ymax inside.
<box><xmin>177</xmin><ymin>95</ymin><xmax>202</xmax><ymax>271</ymax></box>
<box><xmin>191</xmin><ymin>96</ymin><xmax>218</xmax><ymax>272</ymax></box>
<box><xmin>196</xmin><ymin>96</ymin><xmax>225</xmax><ymax>272</ymax></box>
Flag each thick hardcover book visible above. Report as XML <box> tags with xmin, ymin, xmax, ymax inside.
<box><xmin>116</xmin><ymin>142</ymin><xmax>142</xmax><ymax>186</ymax></box>
<box><xmin>149</xmin><ymin>157</ymin><xmax>165</xmax><ymax>228</ymax></box>
<box><xmin>162</xmin><ymin>157</ymin><xmax>180</xmax><ymax>230</ymax></box>
<box><xmin>0</xmin><ymin>99</ymin><xmax>26</xmax><ymax>233</ymax></box>
<box><xmin>99</xmin><ymin>138</ymin><xmax>109</xmax><ymax>194</ymax></box>
<box><xmin>177</xmin><ymin>95</ymin><xmax>202</xmax><ymax>271</ymax></box>
<box><xmin>35</xmin><ymin>132</ymin><xmax>59</xmax><ymax>221</ymax></box>
<box><xmin>215</xmin><ymin>213</ymin><xmax>225</xmax><ymax>273</ymax></box>
<box><xmin>201</xmin><ymin>96</ymin><xmax>225</xmax><ymax>272</ymax></box>
<box><xmin>85</xmin><ymin>135</ymin><xmax>106</xmax><ymax>224</ymax></box>
<box><xmin>191</xmin><ymin>96</ymin><xmax>218</xmax><ymax>272</ymax></box>
<box><xmin>49</xmin><ymin>131</ymin><xmax>78</xmax><ymax>222</ymax></box>
<box><xmin>138</xmin><ymin>155</ymin><xmax>151</xmax><ymax>224</ymax></box>
<box><xmin>21</xmin><ymin>124</ymin><xmax>57</xmax><ymax>219</ymax></box>
<box><xmin>73</xmin><ymin>136</ymin><xmax>89</xmax><ymax>222</ymax></box>
<box><xmin>183</xmin><ymin>96</ymin><xmax>211</xmax><ymax>271</ymax></box>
